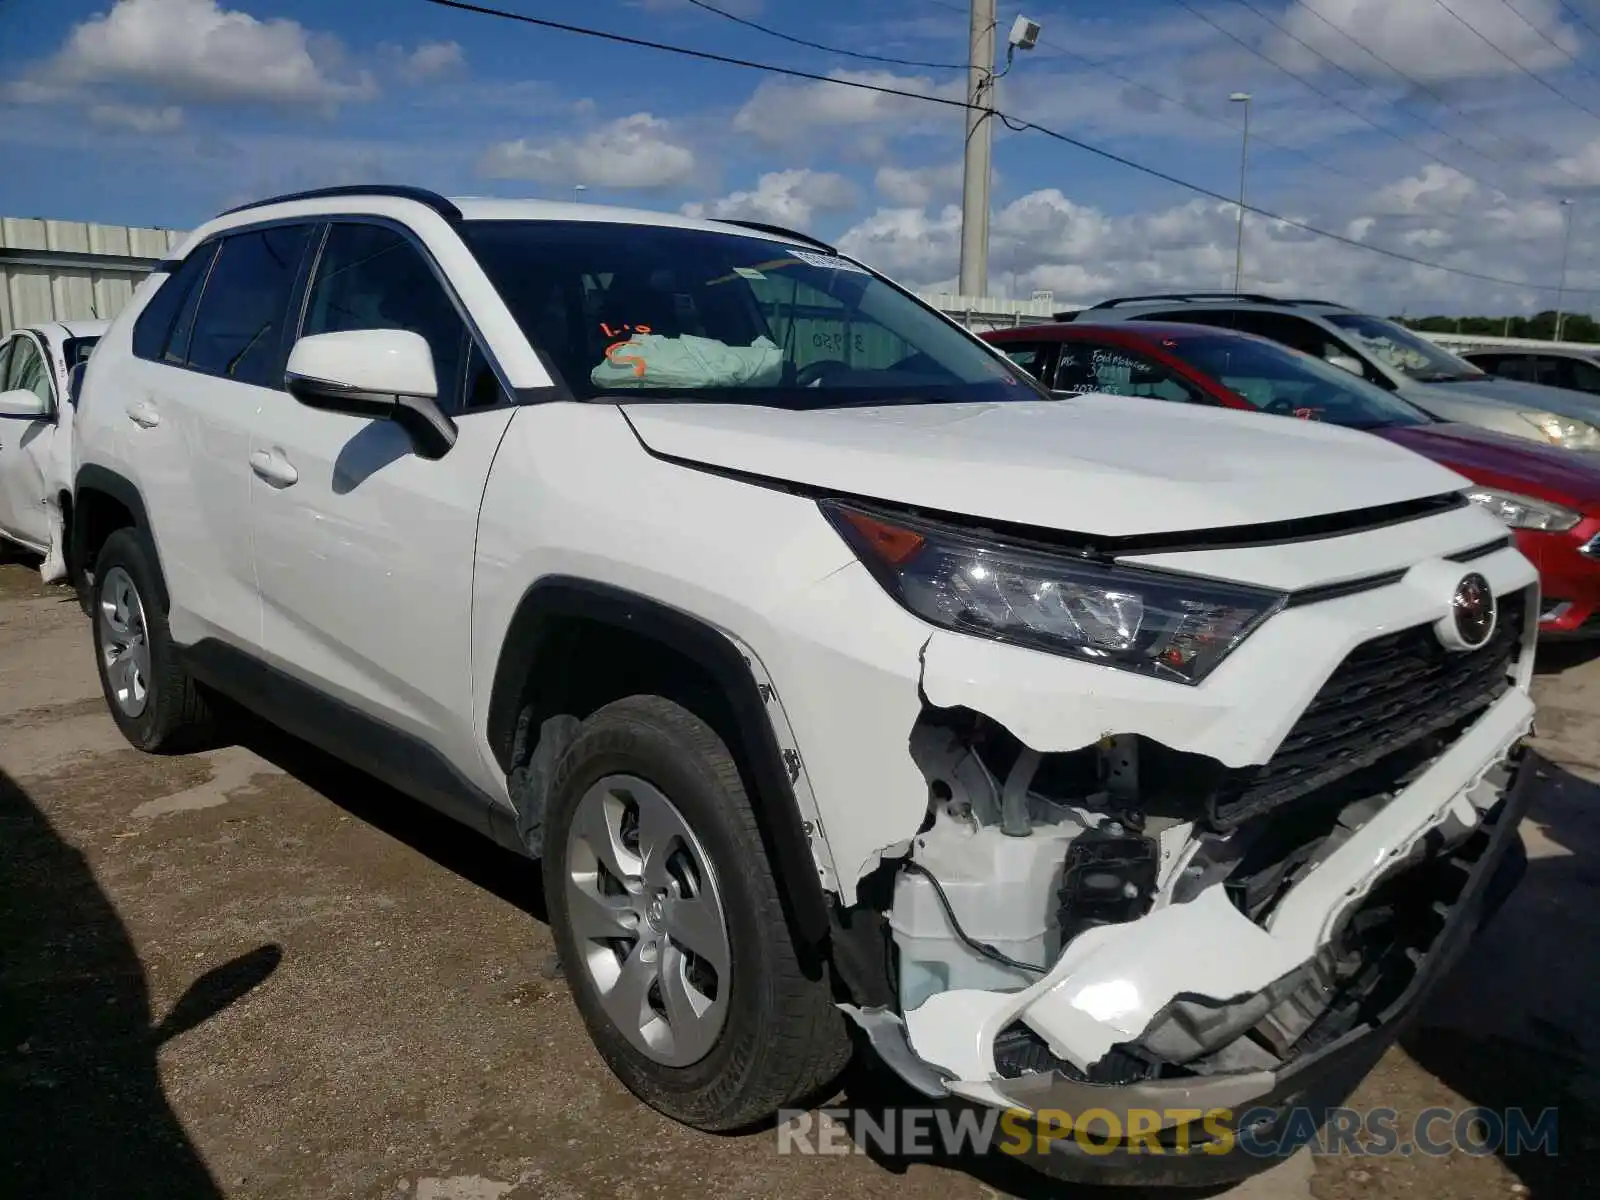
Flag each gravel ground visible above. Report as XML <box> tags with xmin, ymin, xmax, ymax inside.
<box><xmin>1</xmin><ymin>556</ymin><xmax>1595</xmax><ymax>1199</ymax></box>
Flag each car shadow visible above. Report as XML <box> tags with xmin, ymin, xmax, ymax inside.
<box><xmin>0</xmin><ymin>765</ymin><xmax>280</xmax><ymax>1198</ymax></box>
<box><xmin>1533</xmin><ymin>638</ymin><xmax>1600</xmax><ymax>674</ymax></box>
<box><xmin>1401</xmin><ymin>758</ymin><xmax>1600</xmax><ymax>1198</ymax></box>
<box><xmin>222</xmin><ymin>710</ymin><xmax>547</xmax><ymax>923</ymax></box>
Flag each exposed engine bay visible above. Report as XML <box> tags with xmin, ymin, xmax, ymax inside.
<box><xmin>835</xmin><ymin>586</ymin><xmax>1535</xmax><ymax>1111</ymax></box>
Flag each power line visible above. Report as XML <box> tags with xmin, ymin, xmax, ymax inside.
<box><xmin>1557</xmin><ymin>0</ymin><xmax>1600</xmax><ymax>44</ymax></box>
<box><xmin>1431</xmin><ymin>0</ymin><xmax>1600</xmax><ymax>123</ymax></box>
<box><xmin>415</xmin><ymin>0</ymin><xmax>1581</xmax><ymax>292</ymax></box>
<box><xmin>1172</xmin><ymin>0</ymin><xmax>1522</xmax><ymax>196</ymax></box>
<box><xmin>1497</xmin><ymin>0</ymin><xmax>1600</xmax><ymax>83</ymax></box>
<box><xmin>681</xmin><ymin>0</ymin><xmax>966</xmax><ymax>72</ymax></box>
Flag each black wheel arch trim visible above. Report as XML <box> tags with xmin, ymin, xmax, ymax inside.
<box><xmin>72</xmin><ymin>463</ymin><xmax>169</xmax><ymax>612</ymax></box>
<box><xmin>487</xmin><ymin>577</ymin><xmax>831</xmax><ymax>945</ymax></box>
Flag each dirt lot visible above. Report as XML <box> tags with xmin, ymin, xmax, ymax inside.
<box><xmin>1</xmin><ymin>556</ymin><xmax>1596</xmax><ymax>1199</ymax></box>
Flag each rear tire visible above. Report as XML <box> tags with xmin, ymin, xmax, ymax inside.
<box><xmin>90</xmin><ymin>528</ymin><xmax>215</xmax><ymax>753</ymax></box>
<box><xmin>544</xmin><ymin>694</ymin><xmax>848</xmax><ymax>1131</ymax></box>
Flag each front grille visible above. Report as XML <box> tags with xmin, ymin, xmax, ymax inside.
<box><xmin>1210</xmin><ymin>587</ymin><xmax>1528</xmax><ymax>827</ymax></box>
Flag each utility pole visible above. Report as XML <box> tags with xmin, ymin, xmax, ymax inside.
<box><xmin>959</xmin><ymin>0</ymin><xmax>997</xmax><ymax>300</ymax></box>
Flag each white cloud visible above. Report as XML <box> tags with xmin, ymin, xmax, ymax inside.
<box><xmin>874</xmin><ymin>161</ymin><xmax>966</xmax><ymax>206</ymax></box>
<box><xmin>1272</xmin><ymin>0</ymin><xmax>1582</xmax><ymax>84</ymax></box>
<box><xmin>733</xmin><ymin>69</ymin><xmax>963</xmax><ymax>149</ymax></box>
<box><xmin>39</xmin><ymin>0</ymin><xmax>375</xmax><ymax>107</ymax></box>
<box><xmin>479</xmin><ymin>113</ymin><xmax>697</xmax><ymax>189</ymax></box>
<box><xmin>835</xmin><ymin>165</ymin><xmax>1591</xmax><ymax>314</ymax></box>
<box><xmin>396</xmin><ymin>40</ymin><xmax>466</xmax><ymax>84</ymax></box>
<box><xmin>682</xmin><ymin>170</ymin><xmax>858</xmax><ymax>228</ymax></box>
<box><xmin>87</xmin><ymin>102</ymin><xmax>184</xmax><ymax>133</ymax></box>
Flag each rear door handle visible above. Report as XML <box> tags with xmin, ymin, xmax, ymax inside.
<box><xmin>125</xmin><ymin>399</ymin><xmax>160</xmax><ymax>429</ymax></box>
<box><xmin>249</xmin><ymin>448</ymin><xmax>299</xmax><ymax>488</ymax></box>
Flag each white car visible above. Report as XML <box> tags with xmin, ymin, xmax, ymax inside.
<box><xmin>0</xmin><ymin>319</ymin><xmax>107</xmax><ymax>575</ymax></box>
<box><xmin>72</xmin><ymin>186</ymin><xmax>1540</xmax><ymax>1185</ymax></box>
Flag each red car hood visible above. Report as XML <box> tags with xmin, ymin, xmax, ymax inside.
<box><xmin>1374</xmin><ymin>422</ymin><xmax>1600</xmax><ymax>512</ymax></box>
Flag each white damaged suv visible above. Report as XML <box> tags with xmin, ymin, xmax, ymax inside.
<box><xmin>72</xmin><ymin>186</ymin><xmax>1539</xmax><ymax>1185</ymax></box>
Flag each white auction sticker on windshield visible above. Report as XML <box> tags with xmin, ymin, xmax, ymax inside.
<box><xmin>788</xmin><ymin>248</ymin><xmax>869</xmax><ymax>274</ymax></box>
<box><xmin>733</xmin><ymin>265</ymin><xmax>766</xmax><ymax>280</ymax></box>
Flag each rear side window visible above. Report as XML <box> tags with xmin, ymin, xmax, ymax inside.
<box><xmin>994</xmin><ymin>342</ymin><xmax>1050</xmax><ymax>379</ymax></box>
<box><xmin>1053</xmin><ymin>341</ymin><xmax>1206</xmax><ymax>404</ymax></box>
<box><xmin>132</xmin><ymin>244</ymin><xmax>217</xmax><ymax>362</ymax></box>
<box><xmin>187</xmin><ymin>225</ymin><xmax>315</xmax><ymax>388</ymax></box>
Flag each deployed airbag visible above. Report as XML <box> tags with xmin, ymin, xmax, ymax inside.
<box><xmin>591</xmin><ymin>334</ymin><xmax>783</xmax><ymax>390</ymax></box>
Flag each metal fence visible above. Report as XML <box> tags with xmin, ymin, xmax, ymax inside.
<box><xmin>0</xmin><ymin>216</ymin><xmax>184</xmax><ymax>335</ymax></box>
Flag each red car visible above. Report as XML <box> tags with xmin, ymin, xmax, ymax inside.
<box><xmin>984</xmin><ymin>321</ymin><xmax>1600</xmax><ymax>636</ymax></box>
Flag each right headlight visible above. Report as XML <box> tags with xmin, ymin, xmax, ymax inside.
<box><xmin>1518</xmin><ymin>411</ymin><xmax>1600</xmax><ymax>450</ymax></box>
<box><xmin>1464</xmin><ymin>487</ymin><xmax>1582</xmax><ymax>532</ymax></box>
<box><xmin>821</xmin><ymin>500</ymin><xmax>1285</xmax><ymax>685</ymax></box>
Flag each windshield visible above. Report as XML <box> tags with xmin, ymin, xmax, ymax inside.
<box><xmin>1323</xmin><ymin>313</ymin><xmax>1484</xmax><ymax>382</ymax></box>
<box><xmin>1169</xmin><ymin>334</ymin><xmax>1435</xmax><ymax>429</ymax></box>
<box><xmin>461</xmin><ymin>220</ymin><xmax>1041</xmax><ymax>407</ymax></box>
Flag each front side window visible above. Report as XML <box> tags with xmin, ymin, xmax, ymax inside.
<box><xmin>461</xmin><ymin>220</ymin><xmax>1040</xmax><ymax>407</ymax></box>
<box><xmin>302</xmin><ymin>223</ymin><xmax>468</xmax><ymax>410</ymax></box>
<box><xmin>132</xmin><ymin>243</ymin><xmax>217</xmax><ymax>365</ymax></box>
<box><xmin>187</xmin><ymin>225</ymin><xmax>314</xmax><ymax>387</ymax></box>
<box><xmin>1165</xmin><ymin>334</ymin><xmax>1433</xmax><ymax>429</ymax></box>
<box><xmin>1324</xmin><ymin>313</ymin><xmax>1484</xmax><ymax>382</ymax></box>
<box><xmin>1052</xmin><ymin>341</ymin><xmax>1205</xmax><ymax>404</ymax></box>
<box><xmin>6</xmin><ymin>337</ymin><xmax>51</xmax><ymax>409</ymax></box>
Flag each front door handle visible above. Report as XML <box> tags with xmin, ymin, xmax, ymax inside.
<box><xmin>249</xmin><ymin>448</ymin><xmax>299</xmax><ymax>488</ymax></box>
<box><xmin>125</xmin><ymin>399</ymin><xmax>160</xmax><ymax>429</ymax></box>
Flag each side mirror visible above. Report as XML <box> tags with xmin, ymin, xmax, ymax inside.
<box><xmin>0</xmin><ymin>387</ymin><xmax>49</xmax><ymax>419</ymax></box>
<box><xmin>1326</xmin><ymin>353</ymin><xmax>1365</xmax><ymax>378</ymax></box>
<box><xmin>284</xmin><ymin>329</ymin><xmax>457</xmax><ymax>460</ymax></box>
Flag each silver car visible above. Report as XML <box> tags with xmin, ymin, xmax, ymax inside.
<box><xmin>1069</xmin><ymin>293</ymin><xmax>1600</xmax><ymax>452</ymax></box>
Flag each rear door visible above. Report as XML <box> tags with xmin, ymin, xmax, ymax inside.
<box><xmin>131</xmin><ymin>223</ymin><xmax>317</xmax><ymax>650</ymax></box>
<box><xmin>0</xmin><ymin>333</ymin><xmax>58</xmax><ymax>547</ymax></box>
<box><xmin>248</xmin><ymin>219</ymin><xmax>518</xmax><ymax>796</ymax></box>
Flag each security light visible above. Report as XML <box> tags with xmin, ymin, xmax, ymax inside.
<box><xmin>1009</xmin><ymin>15</ymin><xmax>1041</xmax><ymax>51</ymax></box>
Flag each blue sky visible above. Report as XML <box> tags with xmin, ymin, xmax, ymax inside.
<box><xmin>4</xmin><ymin>0</ymin><xmax>1600</xmax><ymax>314</ymax></box>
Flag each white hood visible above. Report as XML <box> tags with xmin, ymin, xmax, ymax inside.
<box><xmin>623</xmin><ymin>394</ymin><xmax>1469</xmax><ymax>538</ymax></box>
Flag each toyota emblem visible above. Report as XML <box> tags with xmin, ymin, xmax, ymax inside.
<box><xmin>1449</xmin><ymin>573</ymin><xmax>1497</xmax><ymax>650</ymax></box>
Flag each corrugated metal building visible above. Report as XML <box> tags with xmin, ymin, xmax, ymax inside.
<box><xmin>0</xmin><ymin>216</ymin><xmax>186</xmax><ymax>335</ymax></box>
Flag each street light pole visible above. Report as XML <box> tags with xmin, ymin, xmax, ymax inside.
<box><xmin>958</xmin><ymin>0</ymin><xmax>998</xmax><ymax>300</ymax></box>
<box><xmin>573</xmin><ymin>184</ymin><xmax>587</xmax><ymax>204</ymax></box>
<box><xmin>1230</xmin><ymin>92</ymin><xmax>1252</xmax><ymax>294</ymax></box>
<box><xmin>1554</xmin><ymin>198</ymin><xmax>1574</xmax><ymax>342</ymax></box>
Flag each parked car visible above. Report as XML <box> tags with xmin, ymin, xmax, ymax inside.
<box><xmin>1460</xmin><ymin>345</ymin><xmax>1600</xmax><ymax>396</ymax></box>
<box><xmin>74</xmin><ymin>185</ymin><xmax>1539</xmax><ymax>1186</ymax></box>
<box><xmin>0</xmin><ymin>319</ymin><xmax>107</xmax><ymax>576</ymax></box>
<box><xmin>1067</xmin><ymin>293</ymin><xmax>1600</xmax><ymax>451</ymax></box>
<box><xmin>986</xmin><ymin>321</ymin><xmax>1600</xmax><ymax>637</ymax></box>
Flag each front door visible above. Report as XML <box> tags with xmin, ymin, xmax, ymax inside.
<box><xmin>248</xmin><ymin>220</ymin><xmax>518</xmax><ymax>798</ymax></box>
<box><xmin>0</xmin><ymin>334</ymin><xmax>58</xmax><ymax>548</ymax></box>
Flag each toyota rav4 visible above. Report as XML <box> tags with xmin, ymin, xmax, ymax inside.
<box><xmin>72</xmin><ymin>186</ymin><xmax>1540</xmax><ymax>1186</ymax></box>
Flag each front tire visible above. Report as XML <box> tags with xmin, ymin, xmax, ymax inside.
<box><xmin>91</xmin><ymin>528</ymin><xmax>214</xmax><ymax>752</ymax></box>
<box><xmin>544</xmin><ymin>694</ymin><xmax>848</xmax><ymax>1131</ymax></box>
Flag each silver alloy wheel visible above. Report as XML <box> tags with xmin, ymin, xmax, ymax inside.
<box><xmin>98</xmin><ymin>566</ymin><xmax>151</xmax><ymax>718</ymax></box>
<box><xmin>564</xmin><ymin>774</ymin><xmax>732</xmax><ymax>1068</ymax></box>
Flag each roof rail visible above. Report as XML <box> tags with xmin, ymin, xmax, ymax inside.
<box><xmin>1279</xmin><ymin>297</ymin><xmax>1350</xmax><ymax>309</ymax></box>
<box><xmin>714</xmin><ymin>219</ymin><xmax>836</xmax><ymax>252</ymax></box>
<box><xmin>1086</xmin><ymin>292</ymin><xmax>1285</xmax><ymax>309</ymax></box>
<box><xmin>218</xmin><ymin>184</ymin><xmax>463</xmax><ymax>222</ymax></box>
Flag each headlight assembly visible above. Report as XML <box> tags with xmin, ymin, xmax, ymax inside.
<box><xmin>1465</xmin><ymin>487</ymin><xmax>1581</xmax><ymax>532</ymax></box>
<box><xmin>821</xmin><ymin>500</ymin><xmax>1285</xmax><ymax>685</ymax></box>
<box><xmin>1519</xmin><ymin>411</ymin><xmax>1600</xmax><ymax>450</ymax></box>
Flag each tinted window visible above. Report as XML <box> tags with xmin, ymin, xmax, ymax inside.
<box><xmin>461</xmin><ymin>220</ymin><xmax>1041</xmax><ymax>407</ymax></box>
<box><xmin>187</xmin><ymin>225</ymin><xmax>313</xmax><ymax>387</ymax></box>
<box><xmin>463</xmin><ymin>341</ymin><xmax>504</xmax><ymax>410</ymax></box>
<box><xmin>1053</xmin><ymin>342</ymin><xmax>1205</xmax><ymax>403</ymax></box>
<box><xmin>1166</xmin><ymin>334</ymin><xmax>1432</xmax><ymax>428</ymax></box>
<box><xmin>1566</xmin><ymin>357</ymin><xmax>1600</xmax><ymax>393</ymax></box>
<box><xmin>302</xmin><ymin>223</ymin><xmax>467</xmax><ymax>410</ymax></box>
<box><xmin>995</xmin><ymin>343</ymin><xmax>1050</xmax><ymax>379</ymax></box>
<box><xmin>132</xmin><ymin>243</ymin><xmax>217</xmax><ymax>363</ymax></box>
<box><xmin>61</xmin><ymin>336</ymin><xmax>99</xmax><ymax>371</ymax></box>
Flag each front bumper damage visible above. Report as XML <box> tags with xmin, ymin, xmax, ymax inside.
<box><xmin>847</xmin><ymin>719</ymin><xmax>1540</xmax><ymax>1184</ymax></box>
